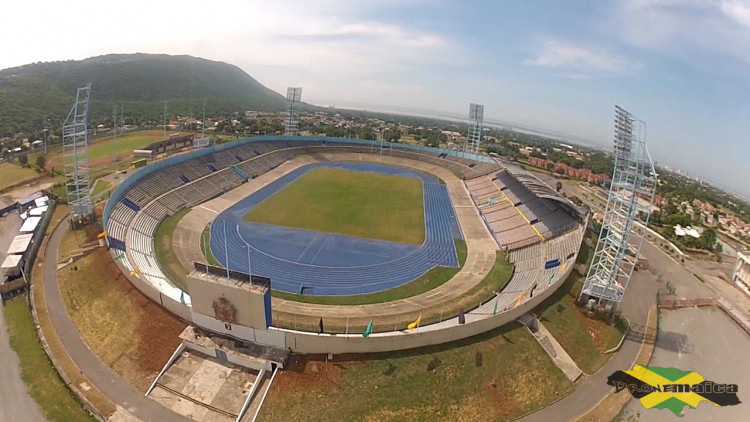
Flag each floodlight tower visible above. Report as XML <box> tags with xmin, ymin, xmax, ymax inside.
<box><xmin>465</xmin><ymin>103</ymin><xmax>484</xmax><ymax>155</ymax></box>
<box><xmin>285</xmin><ymin>87</ymin><xmax>302</xmax><ymax>136</ymax></box>
<box><xmin>580</xmin><ymin>105</ymin><xmax>658</xmax><ymax>310</ymax></box>
<box><xmin>62</xmin><ymin>84</ymin><xmax>94</xmax><ymax>222</ymax></box>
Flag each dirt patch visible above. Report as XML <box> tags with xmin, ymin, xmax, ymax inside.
<box><xmin>58</xmin><ymin>245</ymin><xmax>187</xmax><ymax>391</ymax></box>
<box><xmin>573</xmin><ymin>310</ymin><xmax>616</xmax><ymax>352</ymax></box>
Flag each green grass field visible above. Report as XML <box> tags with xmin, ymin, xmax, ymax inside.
<box><xmin>2</xmin><ymin>299</ymin><xmax>96</xmax><ymax>422</ymax></box>
<box><xmin>45</xmin><ymin>130</ymin><xmax>183</xmax><ymax>168</ymax></box>
<box><xmin>200</xmin><ymin>224</ymin><xmax>221</xmax><ymax>267</ymax></box>
<box><xmin>258</xmin><ymin>322</ymin><xmax>573</xmax><ymax>422</ymax></box>
<box><xmin>535</xmin><ymin>274</ymin><xmax>628</xmax><ymax>374</ymax></box>
<box><xmin>0</xmin><ymin>162</ymin><xmax>42</xmax><ymax>191</ymax></box>
<box><xmin>243</xmin><ymin>167</ymin><xmax>426</xmax><ymax>244</ymax></box>
<box><xmin>91</xmin><ymin>179</ymin><xmax>112</xmax><ymax>197</ymax></box>
<box><xmin>154</xmin><ymin>208</ymin><xmax>191</xmax><ymax>291</ymax></box>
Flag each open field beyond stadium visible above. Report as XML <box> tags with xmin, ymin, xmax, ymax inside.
<box><xmin>0</xmin><ymin>163</ymin><xmax>42</xmax><ymax>191</ymax></box>
<box><xmin>43</xmin><ymin>130</ymin><xmax>184</xmax><ymax>169</ymax></box>
<box><xmin>243</xmin><ymin>167</ymin><xmax>426</xmax><ymax>244</ymax></box>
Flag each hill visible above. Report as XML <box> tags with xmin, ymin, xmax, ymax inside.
<box><xmin>0</xmin><ymin>54</ymin><xmax>288</xmax><ymax>137</ymax></box>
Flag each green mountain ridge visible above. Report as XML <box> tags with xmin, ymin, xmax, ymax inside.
<box><xmin>0</xmin><ymin>53</ymin><xmax>288</xmax><ymax>137</ymax></box>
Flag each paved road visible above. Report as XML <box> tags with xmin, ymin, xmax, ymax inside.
<box><xmin>621</xmin><ymin>307</ymin><xmax>750</xmax><ymax>421</ymax></box>
<box><xmin>517</xmin><ymin>256</ymin><xmax>658</xmax><ymax>422</ymax></box>
<box><xmin>0</xmin><ymin>212</ymin><xmax>45</xmax><ymax>422</ymax></box>
<box><xmin>42</xmin><ymin>219</ymin><xmax>190</xmax><ymax>422</ymax></box>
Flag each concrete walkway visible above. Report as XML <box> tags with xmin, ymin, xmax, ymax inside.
<box><xmin>173</xmin><ymin>153</ymin><xmax>499</xmax><ymax>318</ymax></box>
<box><xmin>42</xmin><ymin>220</ymin><xmax>190</xmax><ymax>422</ymax></box>
<box><xmin>518</xmin><ymin>313</ymin><xmax>583</xmax><ymax>382</ymax></box>
<box><xmin>0</xmin><ymin>212</ymin><xmax>45</xmax><ymax>422</ymax></box>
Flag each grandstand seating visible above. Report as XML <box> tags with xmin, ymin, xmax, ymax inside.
<box><xmin>466</xmin><ymin>168</ymin><xmax>582</xmax><ymax>250</ymax></box>
<box><xmin>104</xmin><ymin>138</ymin><xmax>508</xmax><ymax>300</ymax></box>
<box><xmin>101</xmin><ymin>136</ymin><xmax>591</xmax><ymax>330</ymax></box>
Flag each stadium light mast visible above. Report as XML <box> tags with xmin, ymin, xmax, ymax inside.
<box><xmin>42</xmin><ymin>117</ymin><xmax>48</xmax><ymax>155</ymax></box>
<box><xmin>62</xmin><ymin>83</ymin><xmax>94</xmax><ymax>223</ymax></box>
<box><xmin>113</xmin><ymin>104</ymin><xmax>118</xmax><ymax>161</ymax></box>
<box><xmin>465</xmin><ymin>103</ymin><xmax>484</xmax><ymax>155</ymax></box>
<box><xmin>285</xmin><ymin>87</ymin><xmax>302</xmax><ymax>136</ymax></box>
<box><xmin>202</xmin><ymin>99</ymin><xmax>206</xmax><ymax>139</ymax></box>
<box><xmin>580</xmin><ymin>105</ymin><xmax>657</xmax><ymax>312</ymax></box>
<box><xmin>163</xmin><ymin>100</ymin><xmax>167</xmax><ymax>138</ymax></box>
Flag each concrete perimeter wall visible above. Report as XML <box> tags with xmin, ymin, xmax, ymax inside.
<box><xmin>111</xmin><ymin>257</ymin><xmax>192</xmax><ymax>321</ymax></box>
<box><xmin>275</xmin><ymin>262</ymin><xmax>574</xmax><ymax>354</ymax></box>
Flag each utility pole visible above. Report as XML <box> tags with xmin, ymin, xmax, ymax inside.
<box><xmin>163</xmin><ymin>101</ymin><xmax>167</xmax><ymax>138</ymax></box>
<box><xmin>43</xmin><ymin>117</ymin><xmax>48</xmax><ymax>155</ymax></box>
<box><xmin>202</xmin><ymin>99</ymin><xmax>206</xmax><ymax>139</ymax></box>
<box><xmin>113</xmin><ymin>104</ymin><xmax>118</xmax><ymax>161</ymax></box>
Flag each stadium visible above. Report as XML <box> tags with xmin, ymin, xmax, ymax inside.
<box><xmin>103</xmin><ymin>135</ymin><xmax>587</xmax><ymax>359</ymax></box>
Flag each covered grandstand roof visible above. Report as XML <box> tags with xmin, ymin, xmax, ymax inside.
<box><xmin>495</xmin><ymin>159</ymin><xmax>586</xmax><ymax>219</ymax></box>
<box><xmin>7</xmin><ymin>234</ymin><xmax>33</xmax><ymax>255</ymax></box>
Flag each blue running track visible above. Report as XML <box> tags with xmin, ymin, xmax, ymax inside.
<box><xmin>210</xmin><ymin>162</ymin><xmax>462</xmax><ymax>295</ymax></box>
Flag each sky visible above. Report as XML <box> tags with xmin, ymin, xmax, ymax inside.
<box><xmin>1</xmin><ymin>0</ymin><xmax>749</xmax><ymax>197</ymax></box>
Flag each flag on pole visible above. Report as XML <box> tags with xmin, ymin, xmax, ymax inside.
<box><xmin>318</xmin><ymin>317</ymin><xmax>324</xmax><ymax>334</ymax></box>
<box><xmin>363</xmin><ymin>319</ymin><xmax>374</xmax><ymax>338</ymax></box>
<box><xmin>493</xmin><ymin>298</ymin><xmax>498</xmax><ymax>315</ymax></box>
<box><xmin>458</xmin><ymin>308</ymin><xmax>465</xmax><ymax>324</ymax></box>
<box><xmin>407</xmin><ymin>314</ymin><xmax>422</xmax><ymax>330</ymax></box>
<box><xmin>180</xmin><ymin>291</ymin><xmax>185</xmax><ymax>305</ymax></box>
<box><xmin>114</xmin><ymin>253</ymin><xmax>125</xmax><ymax>260</ymax></box>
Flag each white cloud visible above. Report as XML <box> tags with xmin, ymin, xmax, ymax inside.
<box><xmin>720</xmin><ymin>0</ymin><xmax>750</xmax><ymax>28</ymax></box>
<box><xmin>0</xmin><ymin>0</ymin><xmax>458</xmax><ymax>103</ymax></box>
<box><xmin>523</xmin><ymin>40</ymin><xmax>631</xmax><ymax>74</ymax></box>
<box><xmin>612</xmin><ymin>0</ymin><xmax>750</xmax><ymax>66</ymax></box>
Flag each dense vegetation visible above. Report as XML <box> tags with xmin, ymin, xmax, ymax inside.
<box><xmin>0</xmin><ymin>53</ymin><xmax>287</xmax><ymax>138</ymax></box>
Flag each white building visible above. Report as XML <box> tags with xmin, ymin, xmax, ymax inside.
<box><xmin>733</xmin><ymin>251</ymin><xmax>750</xmax><ymax>296</ymax></box>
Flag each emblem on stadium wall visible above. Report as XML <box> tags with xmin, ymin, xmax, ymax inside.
<box><xmin>212</xmin><ymin>297</ymin><xmax>237</xmax><ymax>323</ymax></box>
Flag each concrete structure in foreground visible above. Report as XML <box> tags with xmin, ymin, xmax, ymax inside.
<box><xmin>733</xmin><ymin>250</ymin><xmax>750</xmax><ymax>296</ymax></box>
<box><xmin>185</xmin><ymin>269</ymin><xmax>288</xmax><ymax>370</ymax></box>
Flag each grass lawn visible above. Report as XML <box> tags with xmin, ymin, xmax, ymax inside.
<box><xmin>534</xmin><ymin>274</ymin><xmax>628</xmax><ymax>375</ymax></box>
<box><xmin>91</xmin><ymin>179</ymin><xmax>112</xmax><ymax>197</ymax></box>
<box><xmin>154</xmin><ymin>208</ymin><xmax>191</xmax><ymax>291</ymax></box>
<box><xmin>45</xmin><ymin>130</ymin><xmax>183</xmax><ymax>169</ymax></box>
<box><xmin>58</xmin><ymin>243</ymin><xmax>186</xmax><ymax>391</ymax></box>
<box><xmin>0</xmin><ymin>162</ymin><xmax>41</xmax><ymax>191</ymax></box>
<box><xmin>3</xmin><ymin>299</ymin><xmax>97</xmax><ymax>422</ymax></box>
<box><xmin>258</xmin><ymin>322</ymin><xmax>573</xmax><ymax>422</ymax></box>
<box><xmin>272</xmin><ymin>239</ymin><xmax>468</xmax><ymax>305</ymax></box>
<box><xmin>243</xmin><ymin>167</ymin><xmax>426</xmax><ymax>244</ymax></box>
<box><xmin>200</xmin><ymin>223</ymin><xmax>221</xmax><ymax>267</ymax></box>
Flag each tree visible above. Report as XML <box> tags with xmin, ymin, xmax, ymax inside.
<box><xmin>546</xmin><ymin>162</ymin><xmax>555</xmax><ymax>171</ymax></box>
<box><xmin>18</xmin><ymin>155</ymin><xmax>28</xmax><ymax>167</ymax></box>
<box><xmin>555</xmin><ymin>181</ymin><xmax>563</xmax><ymax>192</ymax></box>
<box><xmin>555</xmin><ymin>168</ymin><xmax>565</xmax><ymax>175</ymax></box>
<box><xmin>36</xmin><ymin>154</ymin><xmax>46</xmax><ymax>169</ymax></box>
<box><xmin>698</xmin><ymin>227</ymin><xmax>718</xmax><ymax>251</ymax></box>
